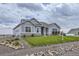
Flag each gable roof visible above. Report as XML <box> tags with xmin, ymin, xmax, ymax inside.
<box><xmin>68</xmin><ymin>28</ymin><xmax>79</xmax><ymax>34</ymax></box>
<box><xmin>30</xmin><ymin>18</ymin><xmax>41</xmax><ymax>24</ymax></box>
<box><xmin>13</xmin><ymin>18</ymin><xmax>41</xmax><ymax>30</ymax></box>
<box><xmin>39</xmin><ymin>22</ymin><xmax>49</xmax><ymax>27</ymax></box>
<box><xmin>49</xmin><ymin>23</ymin><xmax>61</xmax><ymax>29</ymax></box>
<box><xmin>13</xmin><ymin>18</ymin><xmax>61</xmax><ymax>30</ymax></box>
<box><xmin>13</xmin><ymin>21</ymin><xmax>36</xmax><ymax>30</ymax></box>
<box><xmin>30</xmin><ymin>18</ymin><xmax>42</xmax><ymax>26</ymax></box>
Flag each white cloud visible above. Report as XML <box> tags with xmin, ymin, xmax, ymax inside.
<box><xmin>0</xmin><ymin>3</ymin><xmax>79</xmax><ymax>34</ymax></box>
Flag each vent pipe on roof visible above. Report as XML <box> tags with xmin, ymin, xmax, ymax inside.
<box><xmin>31</xmin><ymin>18</ymin><xmax>36</xmax><ymax>20</ymax></box>
<box><xmin>21</xmin><ymin>19</ymin><xmax>26</xmax><ymax>23</ymax></box>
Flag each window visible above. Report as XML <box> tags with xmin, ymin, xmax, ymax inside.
<box><xmin>37</xmin><ymin>28</ymin><xmax>39</xmax><ymax>33</ymax></box>
<box><xmin>25</xmin><ymin>27</ymin><xmax>31</xmax><ymax>32</ymax></box>
<box><xmin>52</xmin><ymin>29</ymin><xmax>57</xmax><ymax>35</ymax></box>
<box><xmin>52</xmin><ymin>29</ymin><xmax>57</xmax><ymax>32</ymax></box>
<box><xmin>78</xmin><ymin>32</ymin><xmax>79</xmax><ymax>35</ymax></box>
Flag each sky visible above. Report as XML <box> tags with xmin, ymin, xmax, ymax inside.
<box><xmin>0</xmin><ymin>3</ymin><xmax>79</xmax><ymax>34</ymax></box>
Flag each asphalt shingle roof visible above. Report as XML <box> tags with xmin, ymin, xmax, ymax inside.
<box><xmin>13</xmin><ymin>18</ymin><xmax>61</xmax><ymax>30</ymax></box>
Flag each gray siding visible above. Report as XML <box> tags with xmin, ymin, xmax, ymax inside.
<box><xmin>13</xmin><ymin>25</ymin><xmax>22</xmax><ymax>36</ymax></box>
<box><xmin>13</xmin><ymin>19</ymin><xmax>61</xmax><ymax>36</ymax></box>
<box><xmin>20</xmin><ymin>22</ymin><xmax>41</xmax><ymax>36</ymax></box>
<box><xmin>48</xmin><ymin>24</ymin><xmax>60</xmax><ymax>35</ymax></box>
<box><xmin>68</xmin><ymin>29</ymin><xmax>79</xmax><ymax>36</ymax></box>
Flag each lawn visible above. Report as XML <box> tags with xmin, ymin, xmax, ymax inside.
<box><xmin>23</xmin><ymin>36</ymin><xmax>79</xmax><ymax>46</ymax></box>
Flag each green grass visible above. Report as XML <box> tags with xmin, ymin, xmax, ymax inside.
<box><xmin>23</xmin><ymin>36</ymin><xmax>79</xmax><ymax>46</ymax></box>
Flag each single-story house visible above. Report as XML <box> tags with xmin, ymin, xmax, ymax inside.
<box><xmin>13</xmin><ymin>18</ymin><xmax>61</xmax><ymax>36</ymax></box>
<box><xmin>68</xmin><ymin>28</ymin><xmax>79</xmax><ymax>36</ymax></box>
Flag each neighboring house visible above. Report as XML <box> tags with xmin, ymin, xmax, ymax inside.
<box><xmin>68</xmin><ymin>28</ymin><xmax>79</xmax><ymax>36</ymax></box>
<box><xmin>13</xmin><ymin>18</ymin><xmax>61</xmax><ymax>36</ymax></box>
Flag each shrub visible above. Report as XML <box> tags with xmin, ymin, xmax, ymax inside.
<box><xmin>6</xmin><ymin>40</ymin><xmax>12</xmax><ymax>44</ymax></box>
<box><xmin>22</xmin><ymin>35</ymin><xmax>26</xmax><ymax>38</ymax></box>
<box><xmin>14</xmin><ymin>38</ymin><xmax>19</xmax><ymax>40</ymax></box>
<box><xmin>12</xmin><ymin>35</ymin><xmax>15</xmax><ymax>37</ymax></box>
<box><xmin>13</xmin><ymin>41</ymin><xmax>20</xmax><ymax>46</ymax></box>
<box><xmin>31</xmin><ymin>34</ymin><xmax>34</xmax><ymax>37</ymax></box>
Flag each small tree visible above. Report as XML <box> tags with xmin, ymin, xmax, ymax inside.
<box><xmin>22</xmin><ymin>35</ymin><xmax>26</xmax><ymax>38</ymax></box>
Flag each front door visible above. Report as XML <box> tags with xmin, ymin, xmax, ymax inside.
<box><xmin>41</xmin><ymin>27</ymin><xmax>44</xmax><ymax>35</ymax></box>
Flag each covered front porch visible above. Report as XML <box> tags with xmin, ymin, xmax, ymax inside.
<box><xmin>41</xmin><ymin>27</ymin><xmax>48</xmax><ymax>35</ymax></box>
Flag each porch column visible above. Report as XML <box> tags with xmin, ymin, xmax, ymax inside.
<box><xmin>44</xmin><ymin>27</ymin><xmax>47</xmax><ymax>36</ymax></box>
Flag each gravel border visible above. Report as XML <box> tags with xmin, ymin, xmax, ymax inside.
<box><xmin>1</xmin><ymin>41</ymin><xmax>79</xmax><ymax>56</ymax></box>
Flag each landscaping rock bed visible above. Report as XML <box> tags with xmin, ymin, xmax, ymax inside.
<box><xmin>1</xmin><ymin>41</ymin><xmax>79</xmax><ymax>56</ymax></box>
<box><xmin>25</xmin><ymin>45</ymin><xmax>79</xmax><ymax>56</ymax></box>
<box><xmin>0</xmin><ymin>39</ymin><xmax>24</xmax><ymax>49</ymax></box>
<box><xmin>24</xmin><ymin>41</ymin><xmax>79</xmax><ymax>56</ymax></box>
